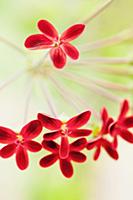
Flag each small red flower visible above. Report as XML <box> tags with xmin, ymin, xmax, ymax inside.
<box><xmin>86</xmin><ymin>108</ymin><xmax>118</xmax><ymax>160</ymax></box>
<box><xmin>110</xmin><ymin>100</ymin><xmax>133</xmax><ymax>147</ymax></box>
<box><xmin>38</xmin><ymin>111</ymin><xmax>91</xmax><ymax>159</ymax></box>
<box><xmin>24</xmin><ymin>19</ymin><xmax>85</xmax><ymax>68</ymax></box>
<box><xmin>0</xmin><ymin>120</ymin><xmax>42</xmax><ymax>170</ymax></box>
<box><xmin>39</xmin><ymin>138</ymin><xmax>87</xmax><ymax>178</ymax></box>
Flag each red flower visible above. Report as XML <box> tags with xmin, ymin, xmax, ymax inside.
<box><xmin>24</xmin><ymin>19</ymin><xmax>85</xmax><ymax>68</ymax></box>
<box><xmin>38</xmin><ymin>111</ymin><xmax>91</xmax><ymax>159</ymax></box>
<box><xmin>86</xmin><ymin>108</ymin><xmax>118</xmax><ymax>160</ymax></box>
<box><xmin>0</xmin><ymin>120</ymin><xmax>42</xmax><ymax>170</ymax></box>
<box><xmin>39</xmin><ymin>138</ymin><xmax>87</xmax><ymax>178</ymax></box>
<box><xmin>110</xmin><ymin>100</ymin><xmax>133</xmax><ymax>147</ymax></box>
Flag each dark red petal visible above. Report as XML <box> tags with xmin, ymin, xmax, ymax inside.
<box><xmin>69</xmin><ymin>129</ymin><xmax>92</xmax><ymax>138</ymax></box>
<box><xmin>60</xmin><ymin>24</ymin><xmax>85</xmax><ymax>42</ymax></box>
<box><xmin>122</xmin><ymin>116</ymin><xmax>133</xmax><ymax>128</ymax></box>
<box><xmin>62</xmin><ymin>43</ymin><xmax>79</xmax><ymax>60</ymax></box>
<box><xmin>119</xmin><ymin>128</ymin><xmax>133</xmax><ymax>143</ymax></box>
<box><xmin>16</xmin><ymin>145</ymin><xmax>29</xmax><ymax>170</ymax></box>
<box><xmin>101</xmin><ymin>117</ymin><xmax>114</xmax><ymax>135</ymax></box>
<box><xmin>70</xmin><ymin>138</ymin><xmax>87</xmax><ymax>151</ymax></box>
<box><xmin>59</xmin><ymin>136</ymin><xmax>70</xmax><ymax>159</ymax></box>
<box><xmin>42</xmin><ymin>140</ymin><xmax>59</xmax><ymax>153</ymax></box>
<box><xmin>50</xmin><ymin>47</ymin><xmax>66</xmax><ymax>68</ymax></box>
<box><xmin>21</xmin><ymin>120</ymin><xmax>42</xmax><ymax>140</ymax></box>
<box><xmin>24</xmin><ymin>140</ymin><xmax>42</xmax><ymax>152</ymax></box>
<box><xmin>113</xmin><ymin>136</ymin><xmax>118</xmax><ymax>149</ymax></box>
<box><xmin>102</xmin><ymin>139</ymin><xmax>119</xmax><ymax>160</ymax></box>
<box><xmin>38</xmin><ymin>19</ymin><xmax>58</xmax><ymax>40</ymax></box>
<box><xmin>0</xmin><ymin>127</ymin><xmax>16</xmax><ymax>144</ymax></box>
<box><xmin>24</xmin><ymin>34</ymin><xmax>53</xmax><ymax>50</ymax></box>
<box><xmin>118</xmin><ymin>99</ymin><xmax>129</xmax><ymax>121</ymax></box>
<box><xmin>86</xmin><ymin>138</ymin><xmax>101</xmax><ymax>150</ymax></box>
<box><xmin>1</xmin><ymin>143</ymin><xmax>17</xmax><ymax>158</ymax></box>
<box><xmin>39</xmin><ymin>154</ymin><xmax>58</xmax><ymax>168</ymax></box>
<box><xmin>43</xmin><ymin>130</ymin><xmax>61</xmax><ymax>141</ymax></box>
<box><xmin>66</xmin><ymin>110</ymin><xmax>91</xmax><ymax>129</ymax></box>
<box><xmin>93</xmin><ymin>147</ymin><xmax>101</xmax><ymax>160</ymax></box>
<box><xmin>101</xmin><ymin>107</ymin><xmax>108</xmax><ymax>122</ymax></box>
<box><xmin>59</xmin><ymin>159</ymin><xmax>73</xmax><ymax>178</ymax></box>
<box><xmin>70</xmin><ymin>151</ymin><xmax>86</xmax><ymax>163</ymax></box>
<box><xmin>38</xmin><ymin>113</ymin><xmax>62</xmax><ymax>131</ymax></box>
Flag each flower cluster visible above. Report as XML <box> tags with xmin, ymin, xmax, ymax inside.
<box><xmin>0</xmin><ymin>100</ymin><xmax>133</xmax><ymax>178</ymax></box>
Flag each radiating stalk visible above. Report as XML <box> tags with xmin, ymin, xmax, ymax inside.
<box><xmin>40</xmin><ymin>79</ymin><xmax>58</xmax><ymax>118</ymax></box>
<box><xmin>33</xmin><ymin>51</ymin><xmax>49</xmax><ymax>69</ymax></box>
<box><xmin>83</xmin><ymin>0</ymin><xmax>113</xmax><ymax>25</ymax></box>
<box><xmin>79</xmin><ymin>28</ymin><xmax>133</xmax><ymax>52</ymax></box>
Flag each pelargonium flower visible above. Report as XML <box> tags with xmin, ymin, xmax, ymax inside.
<box><xmin>39</xmin><ymin>138</ymin><xmax>87</xmax><ymax>178</ymax></box>
<box><xmin>0</xmin><ymin>120</ymin><xmax>42</xmax><ymax>170</ymax></box>
<box><xmin>86</xmin><ymin>108</ymin><xmax>118</xmax><ymax>160</ymax></box>
<box><xmin>24</xmin><ymin>19</ymin><xmax>85</xmax><ymax>68</ymax></box>
<box><xmin>38</xmin><ymin>111</ymin><xmax>91</xmax><ymax>159</ymax></box>
<box><xmin>110</xmin><ymin>100</ymin><xmax>133</xmax><ymax>148</ymax></box>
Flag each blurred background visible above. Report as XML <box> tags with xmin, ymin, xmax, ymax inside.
<box><xmin>0</xmin><ymin>0</ymin><xmax>133</xmax><ymax>199</ymax></box>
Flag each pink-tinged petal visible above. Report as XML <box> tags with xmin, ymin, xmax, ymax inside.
<box><xmin>118</xmin><ymin>99</ymin><xmax>129</xmax><ymax>121</ymax></box>
<box><xmin>62</xmin><ymin>43</ymin><xmax>79</xmax><ymax>60</ymax></box>
<box><xmin>101</xmin><ymin>107</ymin><xmax>108</xmax><ymax>122</ymax></box>
<box><xmin>50</xmin><ymin>47</ymin><xmax>66</xmax><ymax>68</ymax></box>
<box><xmin>0</xmin><ymin>127</ymin><xmax>16</xmax><ymax>144</ymax></box>
<box><xmin>59</xmin><ymin>159</ymin><xmax>73</xmax><ymax>178</ymax></box>
<box><xmin>43</xmin><ymin>130</ymin><xmax>61</xmax><ymax>141</ymax></box>
<box><xmin>40</xmin><ymin>154</ymin><xmax>58</xmax><ymax>168</ymax></box>
<box><xmin>16</xmin><ymin>145</ymin><xmax>29</xmax><ymax>170</ymax></box>
<box><xmin>59</xmin><ymin>136</ymin><xmax>70</xmax><ymax>159</ymax></box>
<box><xmin>122</xmin><ymin>116</ymin><xmax>133</xmax><ymax>128</ymax></box>
<box><xmin>69</xmin><ymin>129</ymin><xmax>92</xmax><ymax>138</ymax></box>
<box><xmin>102</xmin><ymin>139</ymin><xmax>119</xmax><ymax>160</ymax></box>
<box><xmin>119</xmin><ymin>128</ymin><xmax>133</xmax><ymax>143</ymax></box>
<box><xmin>60</xmin><ymin>24</ymin><xmax>85</xmax><ymax>42</ymax></box>
<box><xmin>1</xmin><ymin>143</ymin><xmax>17</xmax><ymax>158</ymax></box>
<box><xmin>24</xmin><ymin>140</ymin><xmax>42</xmax><ymax>152</ymax></box>
<box><xmin>38</xmin><ymin>113</ymin><xmax>62</xmax><ymax>131</ymax></box>
<box><xmin>42</xmin><ymin>140</ymin><xmax>59</xmax><ymax>153</ymax></box>
<box><xmin>70</xmin><ymin>138</ymin><xmax>87</xmax><ymax>151</ymax></box>
<box><xmin>24</xmin><ymin>34</ymin><xmax>53</xmax><ymax>50</ymax></box>
<box><xmin>70</xmin><ymin>151</ymin><xmax>86</xmax><ymax>163</ymax></box>
<box><xmin>38</xmin><ymin>19</ymin><xmax>58</xmax><ymax>41</ymax></box>
<box><xmin>93</xmin><ymin>147</ymin><xmax>101</xmax><ymax>160</ymax></box>
<box><xmin>21</xmin><ymin>120</ymin><xmax>42</xmax><ymax>140</ymax></box>
<box><xmin>66</xmin><ymin>110</ymin><xmax>91</xmax><ymax>129</ymax></box>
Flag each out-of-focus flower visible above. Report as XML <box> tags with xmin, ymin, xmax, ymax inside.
<box><xmin>39</xmin><ymin>138</ymin><xmax>87</xmax><ymax>178</ymax></box>
<box><xmin>24</xmin><ymin>19</ymin><xmax>85</xmax><ymax>68</ymax></box>
<box><xmin>0</xmin><ymin>120</ymin><xmax>42</xmax><ymax>170</ymax></box>
<box><xmin>38</xmin><ymin>111</ymin><xmax>91</xmax><ymax>159</ymax></box>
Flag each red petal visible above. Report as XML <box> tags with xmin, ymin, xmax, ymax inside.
<box><xmin>122</xmin><ymin>116</ymin><xmax>133</xmax><ymax>128</ymax></box>
<box><xmin>102</xmin><ymin>139</ymin><xmax>119</xmax><ymax>160</ymax></box>
<box><xmin>94</xmin><ymin>147</ymin><xmax>101</xmax><ymax>160</ymax></box>
<box><xmin>60</xmin><ymin>24</ymin><xmax>85</xmax><ymax>42</ymax></box>
<box><xmin>1</xmin><ymin>143</ymin><xmax>17</xmax><ymax>158</ymax></box>
<box><xmin>101</xmin><ymin>117</ymin><xmax>114</xmax><ymax>135</ymax></box>
<box><xmin>70</xmin><ymin>151</ymin><xmax>86</xmax><ymax>163</ymax></box>
<box><xmin>24</xmin><ymin>140</ymin><xmax>42</xmax><ymax>152</ymax></box>
<box><xmin>70</xmin><ymin>138</ymin><xmax>87</xmax><ymax>151</ymax></box>
<box><xmin>16</xmin><ymin>145</ymin><xmax>29</xmax><ymax>170</ymax></box>
<box><xmin>119</xmin><ymin>128</ymin><xmax>133</xmax><ymax>143</ymax></box>
<box><xmin>69</xmin><ymin>129</ymin><xmax>92</xmax><ymax>138</ymax></box>
<box><xmin>59</xmin><ymin>159</ymin><xmax>73</xmax><ymax>178</ymax></box>
<box><xmin>50</xmin><ymin>47</ymin><xmax>66</xmax><ymax>68</ymax></box>
<box><xmin>87</xmin><ymin>138</ymin><xmax>101</xmax><ymax>150</ymax></box>
<box><xmin>43</xmin><ymin>130</ymin><xmax>61</xmax><ymax>141</ymax></box>
<box><xmin>40</xmin><ymin>154</ymin><xmax>58</xmax><ymax>168</ymax></box>
<box><xmin>101</xmin><ymin>107</ymin><xmax>108</xmax><ymax>122</ymax></box>
<box><xmin>42</xmin><ymin>140</ymin><xmax>59</xmax><ymax>153</ymax></box>
<box><xmin>21</xmin><ymin>120</ymin><xmax>42</xmax><ymax>140</ymax></box>
<box><xmin>66</xmin><ymin>110</ymin><xmax>91</xmax><ymax>129</ymax></box>
<box><xmin>38</xmin><ymin>113</ymin><xmax>62</xmax><ymax>131</ymax></box>
<box><xmin>24</xmin><ymin>34</ymin><xmax>53</xmax><ymax>50</ymax></box>
<box><xmin>59</xmin><ymin>136</ymin><xmax>70</xmax><ymax>159</ymax></box>
<box><xmin>0</xmin><ymin>127</ymin><xmax>16</xmax><ymax>144</ymax></box>
<box><xmin>38</xmin><ymin>19</ymin><xmax>58</xmax><ymax>41</ymax></box>
<box><xmin>118</xmin><ymin>99</ymin><xmax>129</xmax><ymax>121</ymax></box>
<box><xmin>62</xmin><ymin>43</ymin><xmax>79</xmax><ymax>60</ymax></box>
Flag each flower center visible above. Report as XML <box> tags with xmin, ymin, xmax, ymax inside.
<box><xmin>54</xmin><ymin>39</ymin><xmax>62</xmax><ymax>48</ymax></box>
<box><xmin>16</xmin><ymin>134</ymin><xmax>24</xmax><ymax>143</ymax></box>
<box><xmin>61</xmin><ymin>123</ymin><xmax>68</xmax><ymax>135</ymax></box>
